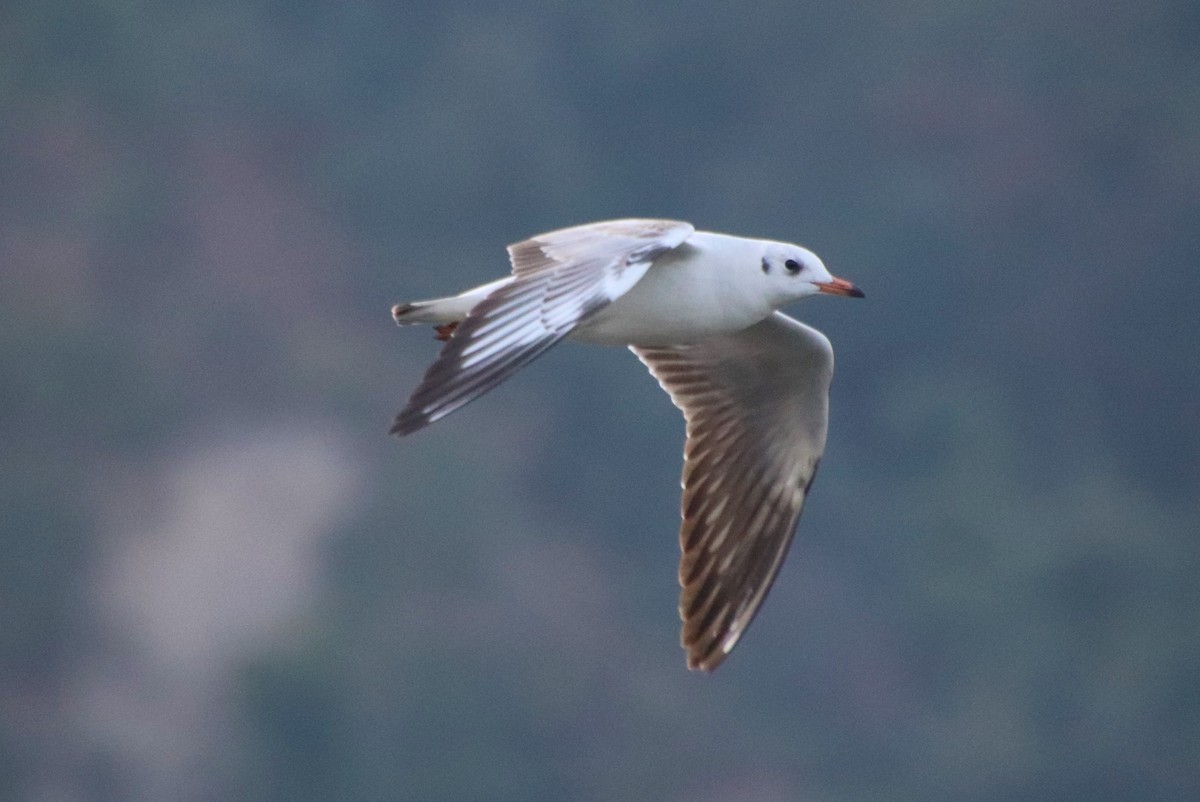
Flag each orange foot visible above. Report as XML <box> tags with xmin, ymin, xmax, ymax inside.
<box><xmin>434</xmin><ymin>322</ymin><xmax>460</xmax><ymax>341</ymax></box>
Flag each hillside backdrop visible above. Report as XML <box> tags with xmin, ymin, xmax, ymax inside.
<box><xmin>2</xmin><ymin>1</ymin><xmax>1198</xmax><ymax>799</ymax></box>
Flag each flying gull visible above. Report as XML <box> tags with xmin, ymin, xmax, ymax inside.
<box><xmin>390</xmin><ymin>219</ymin><xmax>863</xmax><ymax>671</ymax></box>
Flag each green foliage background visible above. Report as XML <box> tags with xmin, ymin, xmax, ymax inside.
<box><xmin>2</xmin><ymin>1</ymin><xmax>1198</xmax><ymax>799</ymax></box>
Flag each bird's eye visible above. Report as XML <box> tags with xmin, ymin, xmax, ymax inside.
<box><xmin>784</xmin><ymin>259</ymin><xmax>802</xmax><ymax>274</ymax></box>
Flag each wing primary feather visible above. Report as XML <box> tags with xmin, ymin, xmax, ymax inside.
<box><xmin>394</xmin><ymin>220</ymin><xmax>695</xmax><ymax>437</ymax></box>
<box><xmin>631</xmin><ymin>313</ymin><xmax>834</xmax><ymax>671</ymax></box>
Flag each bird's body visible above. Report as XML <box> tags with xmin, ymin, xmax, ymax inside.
<box><xmin>390</xmin><ymin>219</ymin><xmax>862</xmax><ymax>670</ymax></box>
<box><xmin>577</xmin><ymin>232</ymin><xmax>788</xmax><ymax>345</ymax></box>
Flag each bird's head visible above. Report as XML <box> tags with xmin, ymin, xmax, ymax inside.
<box><xmin>759</xmin><ymin>243</ymin><xmax>864</xmax><ymax>304</ymax></box>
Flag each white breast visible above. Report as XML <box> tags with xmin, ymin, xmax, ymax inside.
<box><xmin>572</xmin><ymin>233</ymin><xmax>774</xmax><ymax>347</ymax></box>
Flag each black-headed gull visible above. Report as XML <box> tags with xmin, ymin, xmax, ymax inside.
<box><xmin>390</xmin><ymin>219</ymin><xmax>863</xmax><ymax>671</ymax></box>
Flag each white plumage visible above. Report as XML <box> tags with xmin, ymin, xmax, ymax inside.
<box><xmin>391</xmin><ymin>219</ymin><xmax>863</xmax><ymax>671</ymax></box>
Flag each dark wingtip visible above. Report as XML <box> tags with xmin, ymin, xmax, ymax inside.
<box><xmin>388</xmin><ymin>409</ymin><xmax>428</xmax><ymax>437</ymax></box>
<box><xmin>685</xmin><ymin>643</ymin><xmax>727</xmax><ymax>672</ymax></box>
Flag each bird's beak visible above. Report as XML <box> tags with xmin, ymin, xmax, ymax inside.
<box><xmin>814</xmin><ymin>277</ymin><xmax>865</xmax><ymax>298</ymax></box>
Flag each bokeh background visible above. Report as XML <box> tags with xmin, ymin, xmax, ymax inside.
<box><xmin>3</xmin><ymin>1</ymin><xmax>1198</xmax><ymax>799</ymax></box>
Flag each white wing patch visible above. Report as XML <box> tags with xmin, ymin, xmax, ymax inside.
<box><xmin>391</xmin><ymin>219</ymin><xmax>694</xmax><ymax>435</ymax></box>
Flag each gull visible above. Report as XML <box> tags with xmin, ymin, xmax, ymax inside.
<box><xmin>390</xmin><ymin>219</ymin><xmax>863</xmax><ymax>671</ymax></box>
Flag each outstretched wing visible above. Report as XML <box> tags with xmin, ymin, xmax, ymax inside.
<box><xmin>632</xmin><ymin>312</ymin><xmax>834</xmax><ymax>671</ymax></box>
<box><xmin>391</xmin><ymin>219</ymin><xmax>694</xmax><ymax>435</ymax></box>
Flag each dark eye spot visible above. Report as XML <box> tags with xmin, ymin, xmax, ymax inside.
<box><xmin>784</xmin><ymin>259</ymin><xmax>801</xmax><ymax>274</ymax></box>
<box><xmin>761</xmin><ymin>258</ymin><xmax>771</xmax><ymax>274</ymax></box>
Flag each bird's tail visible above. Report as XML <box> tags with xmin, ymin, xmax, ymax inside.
<box><xmin>391</xmin><ymin>276</ymin><xmax>513</xmax><ymax>328</ymax></box>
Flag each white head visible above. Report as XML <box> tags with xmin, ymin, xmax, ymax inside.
<box><xmin>758</xmin><ymin>241</ymin><xmax>864</xmax><ymax>305</ymax></box>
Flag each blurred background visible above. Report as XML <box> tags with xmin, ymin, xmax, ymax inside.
<box><xmin>3</xmin><ymin>1</ymin><xmax>1198</xmax><ymax>799</ymax></box>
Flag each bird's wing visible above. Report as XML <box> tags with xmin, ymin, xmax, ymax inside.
<box><xmin>632</xmin><ymin>312</ymin><xmax>834</xmax><ymax>671</ymax></box>
<box><xmin>391</xmin><ymin>219</ymin><xmax>694</xmax><ymax>435</ymax></box>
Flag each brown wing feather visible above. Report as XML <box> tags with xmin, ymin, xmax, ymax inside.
<box><xmin>633</xmin><ymin>312</ymin><xmax>834</xmax><ymax>671</ymax></box>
